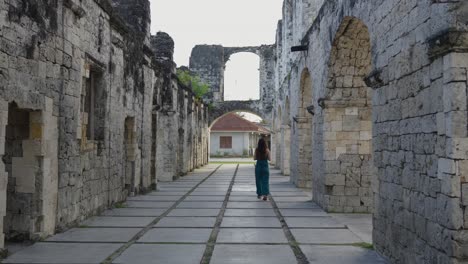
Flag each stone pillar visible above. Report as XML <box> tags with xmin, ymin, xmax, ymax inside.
<box><xmin>281</xmin><ymin>125</ymin><xmax>291</xmax><ymax>175</ymax></box>
<box><xmin>152</xmin><ymin>32</ymin><xmax>179</xmax><ymax>182</ymax></box>
<box><xmin>0</xmin><ymin>100</ymin><xmax>8</xmax><ymax>250</ymax></box>
<box><xmin>37</xmin><ymin>97</ymin><xmax>59</xmax><ymax>237</ymax></box>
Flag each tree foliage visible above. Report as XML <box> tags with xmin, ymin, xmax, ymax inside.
<box><xmin>177</xmin><ymin>70</ymin><xmax>210</xmax><ymax>100</ymax></box>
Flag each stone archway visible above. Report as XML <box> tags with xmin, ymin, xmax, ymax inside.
<box><xmin>318</xmin><ymin>17</ymin><xmax>373</xmax><ymax>213</ymax></box>
<box><xmin>291</xmin><ymin>69</ymin><xmax>313</xmax><ymax>188</ymax></box>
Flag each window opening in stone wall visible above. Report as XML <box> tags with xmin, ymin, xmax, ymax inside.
<box><xmin>124</xmin><ymin>117</ymin><xmax>136</xmax><ymax>195</ymax></box>
<box><xmin>224</xmin><ymin>53</ymin><xmax>260</xmax><ymax>101</ymax></box>
<box><xmin>81</xmin><ymin>65</ymin><xmax>106</xmax><ymax>151</ymax></box>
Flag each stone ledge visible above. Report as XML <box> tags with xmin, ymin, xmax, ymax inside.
<box><xmin>428</xmin><ymin>29</ymin><xmax>468</xmax><ymax>60</ymax></box>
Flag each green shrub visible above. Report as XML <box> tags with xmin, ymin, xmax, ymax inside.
<box><xmin>176</xmin><ymin>70</ymin><xmax>210</xmax><ymax>100</ymax></box>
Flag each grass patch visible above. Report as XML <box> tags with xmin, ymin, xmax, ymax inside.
<box><xmin>114</xmin><ymin>202</ymin><xmax>127</xmax><ymax>208</ymax></box>
<box><xmin>78</xmin><ymin>225</ymin><xmax>90</xmax><ymax>228</ymax></box>
<box><xmin>352</xmin><ymin>242</ymin><xmax>374</xmax><ymax>250</ymax></box>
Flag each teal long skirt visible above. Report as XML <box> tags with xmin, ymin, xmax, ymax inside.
<box><xmin>255</xmin><ymin>160</ymin><xmax>270</xmax><ymax>196</ymax></box>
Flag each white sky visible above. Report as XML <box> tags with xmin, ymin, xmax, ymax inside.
<box><xmin>150</xmin><ymin>0</ymin><xmax>283</xmax><ymax>108</ymax></box>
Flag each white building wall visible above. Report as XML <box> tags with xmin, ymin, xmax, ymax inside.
<box><xmin>210</xmin><ymin>132</ymin><xmax>251</xmax><ymax>156</ymax></box>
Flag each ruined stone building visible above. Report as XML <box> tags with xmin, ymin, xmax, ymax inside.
<box><xmin>1</xmin><ymin>0</ymin><xmax>468</xmax><ymax>263</ymax></box>
<box><xmin>0</xmin><ymin>0</ymin><xmax>208</xmax><ymax>250</ymax></box>
<box><xmin>187</xmin><ymin>0</ymin><xmax>468</xmax><ymax>263</ymax></box>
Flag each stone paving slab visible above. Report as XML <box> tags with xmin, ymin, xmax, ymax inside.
<box><xmin>291</xmin><ymin>229</ymin><xmax>363</xmax><ymax>244</ymax></box>
<box><xmin>229</xmin><ymin>191</ymin><xmax>259</xmax><ymax>196</ymax></box>
<box><xmin>273</xmin><ymin>197</ymin><xmax>312</xmax><ymax>202</ymax></box>
<box><xmin>229</xmin><ymin>196</ymin><xmax>264</xmax><ymax>202</ymax></box>
<box><xmin>155</xmin><ymin>217</ymin><xmax>217</xmax><ymax>227</ymax></box>
<box><xmin>300</xmin><ymin>245</ymin><xmax>389</xmax><ymax>263</ymax></box>
<box><xmin>190</xmin><ymin>191</ymin><xmax>228</xmax><ymax>196</ymax></box>
<box><xmin>210</xmin><ymin>244</ymin><xmax>297</xmax><ymax>264</ymax></box>
<box><xmin>284</xmin><ymin>217</ymin><xmax>346</xmax><ymax>228</ymax></box>
<box><xmin>138</xmin><ymin>228</ymin><xmax>212</xmax><ymax>243</ymax></box>
<box><xmin>46</xmin><ymin>228</ymin><xmax>141</xmax><ymax>243</ymax></box>
<box><xmin>279</xmin><ymin>208</ymin><xmax>328</xmax><ymax>217</ymax></box>
<box><xmin>147</xmin><ymin>191</ymin><xmax>187</xmax><ymax>196</ymax></box>
<box><xmin>2</xmin><ymin>243</ymin><xmax>123</xmax><ymax>263</ymax></box>
<box><xmin>127</xmin><ymin>196</ymin><xmax>179</xmax><ymax>201</ymax></box>
<box><xmin>167</xmin><ymin>208</ymin><xmax>221</xmax><ymax>217</ymax></box>
<box><xmin>102</xmin><ymin>208</ymin><xmax>166</xmax><ymax>217</ymax></box>
<box><xmin>184</xmin><ymin>196</ymin><xmax>226</xmax><ymax>201</ymax></box>
<box><xmin>82</xmin><ymin>216</ymin><xmax>155</xmax><ymax>227</ymax></box>
<box><xmin>177</xmin><ymin>201</ymin><xmax>224</xmax><ymax>208</ymax></box>
<box><xmin>271</xmin><ymin>192</ymin><xmax>310</xmax><ymax>197</ymax></box>
<box><xmin>276</xmin><ymin>202</ymin><xmax>320</xmax><ymax>209</ymax></box>
<box><xmin>224</xmin><ymin>209</ymin><xmax>276</xmax><ymax>217</ymax></box>
<box><xmin>113</xmin><ymin>244</ymin><xmax>206</xmax><ymax>264</ymax></box>
<box><xmin>124</xmin><ymin>201</ymin><xmax>175</xmax><ymax>208</ymax></box>
<box><xmin>227</xmin><ymin>201</ymin><xmax>273</xmax><ymax>208</ymax></box>
<box><xmin>221</xmin><ymin>217</ymin><xmax>282</xmax><ymax>228</ymax></box>
<box><xmin>217</xmin><ymin>228</ymin><xmax>288</xmax><ymax>243</ymax></box>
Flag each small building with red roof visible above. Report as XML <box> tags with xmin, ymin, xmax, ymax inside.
<box><xmin>210</xmin><ymin>113</ymin><xmax>270</xmax><ymax>157</ymax></box>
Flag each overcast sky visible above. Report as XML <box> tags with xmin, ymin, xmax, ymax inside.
<box><xmin>150</xmin><ymin>0</ymin><xmax>283</xmax><ymax>121</ymax></box>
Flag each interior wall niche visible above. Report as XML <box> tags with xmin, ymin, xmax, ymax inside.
<box><xmin>3</xmin><ymin>102</ymin><xmax>33</xmax><ymax>241</ymax></box>
<box><xmin>321</xmin><ymin>17</ymin><xmax>373</xmax><ymax>213</ymax></box>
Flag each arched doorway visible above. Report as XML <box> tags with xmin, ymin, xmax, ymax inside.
<box><xmin>291</xmin><ymin>69</ymin><xmax>313</xmax><ymax>188</ymax></box>
<box><xmin>319</xmin><ymin>17</ymin><xmax>373</xmax><ymax>213</ymax></box>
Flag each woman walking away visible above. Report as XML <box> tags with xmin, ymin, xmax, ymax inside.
<box><xmin>254</xmin><ymin>138</ymin><xmax>271</xmax><ymax>201</ymax></box>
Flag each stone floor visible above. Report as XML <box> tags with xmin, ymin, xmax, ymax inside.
<box><xmin>2</xmin><ymin>164</ymin><xmax>388</xmax><ymax>264</ymax></box>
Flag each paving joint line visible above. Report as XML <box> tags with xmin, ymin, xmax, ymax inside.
<box><xmin>269</xmin><ymin>196</ymin><xmax>310</xmax><ymax>264</ymax></box>
<box><xmin>101</xmin><ymin>165</ymin><xmax>223</xmax><ymax>264</ymax></box>
<box><xmin>200</xmin><ymin>164</ymin><xmax>239</xmax><ymax>264</ymax></box>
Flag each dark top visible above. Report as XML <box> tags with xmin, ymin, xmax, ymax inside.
<box><xmin>254</xmin><ymin>149</ymin><xmax>271</xmax><ymax>161</ymax></box>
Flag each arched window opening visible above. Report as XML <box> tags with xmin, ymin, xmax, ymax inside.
<box><xmin>224</xmin><ymin>53</ymin><xmax>260</xmax><ymax>101</ymax></box>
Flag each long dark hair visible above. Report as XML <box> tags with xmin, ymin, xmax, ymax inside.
<box><xmin>257</xmin><ymin>138</ymin><xmax>268</xmax><ymax>155</ymax></box>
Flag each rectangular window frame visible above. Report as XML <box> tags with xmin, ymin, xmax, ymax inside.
<box><xmin>220</xmin><ymin>136</ymin><xmax>232</xmax><ymax>149</ymax></box>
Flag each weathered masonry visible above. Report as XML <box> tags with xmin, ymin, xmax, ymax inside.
<box><xmin>271</xmin><ymin>0</ymin><xmax>468</xmax><ymax>263</ymax></box>
<box><xmin>189</xmin><ymin>45</ymin><xmax>276</xmax><ymax>125</ymax></box>
<box><xmin>0</xmin><ymin>0</ymin><xmax>208</xmax><ymax>250</ymax></box>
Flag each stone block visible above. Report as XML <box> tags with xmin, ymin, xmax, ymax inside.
<box><xmin>325</xmin><ymin>174</ymin><xmax>345</xmax><ymax>186</ymax></box>
<box><xmin>438</xmin><ymin>158</ymin><xmax>456</xmax><ymax>177</ymax></box>
<box><xmin>345</xmin><ymin>107</ymin><xmax>359</xmax><ymax>116</ymax></box>
<box><xmin>443</xmin><ymin>82</ymin><xmax>467</xmax><ymax>112</ymax></box>
<box><xmin>343</xmin><ymin>116</ymin><xmax>361</xmax><ymax>131</ymax></box>
<box><xmin>445</xmin><ymin>111</ymin><xmax>468</xmax><ymax>138</ymax></box>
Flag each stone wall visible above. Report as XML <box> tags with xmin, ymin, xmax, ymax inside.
<box><xmin>189</xmin><ymin>45</ymin><xmax>276</xmax><ymax>123</ymax></box>
<box><xmin>272</xmin><ymin>0</ymin><xmax>468</xmax><ymax>263</ymax></box>
<box><xmin>0</xmin><ymin>0</ymin><xmax>208</xmax><ymax>250</ymax></box>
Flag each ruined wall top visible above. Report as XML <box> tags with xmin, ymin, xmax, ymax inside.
<box><xmin>111</xmin><ymin>0</ymin><xmax>152</xmax><ymax>44</ymax></box>
<box><xmin>151</xmin><ymin>32</ymin><xmax>175</xmax><ymax>61</ymax></box>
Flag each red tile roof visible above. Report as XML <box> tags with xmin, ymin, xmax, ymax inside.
<box><xmin>211</xmin><ymin>113</ymin><xmax>270</xmax><ymax>133</ymax></box>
